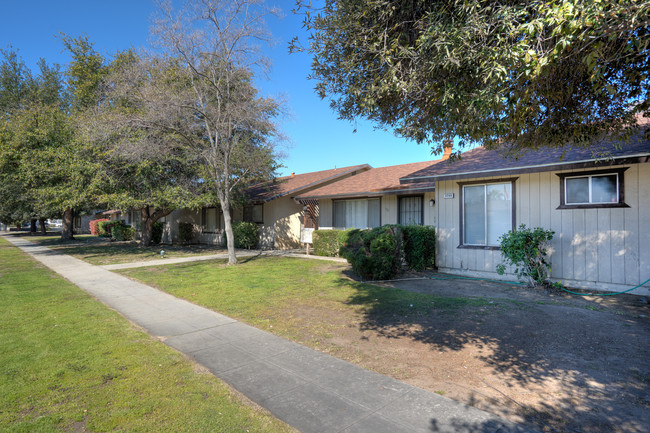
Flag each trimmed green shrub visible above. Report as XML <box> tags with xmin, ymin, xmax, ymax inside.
<box><xmin>111</xmin><ymin>222</ymin><xmax>136</xmax><ymax>241</ymax></box>
<box><xmin>89</xmin><ymin>219</ymin><xmax>109</xmax><ymax>236</ymax></box>
<box><xmin>152</xmin><ymin>221</ymin><xmax>163</xmax><ymax>245</ymax></box>
<box><xmin>401</xmin><ymin>225</ymin><xmax>436</xmax><ymax>271</ymax></box>
<box><xmin>341</xmin><ymin>226</ymin><xmax>404</xmax><ymax>280</ymax></box>
<box><xmin>312</xmin><ymin>229</ymin><xmax>352</xmax><ymax>256</ymax></box>
<box><xmin>232</xmin><ymin>221</ymin><xmax>258</xmax><ymax>249</ymax></box>
<box><xmin>97</xmin><ymin>220</ymin><xmax>113</xmax><ymax>237</ymax></box>
<box><xmin>178</xmin><ymin>222</ymin><xmax>195</xmax><ymax>244</ymax></box>
<box><xmin>496</xmin><ymin>224</ymin><xmax>555</xmax><ymax>286</ymax></box>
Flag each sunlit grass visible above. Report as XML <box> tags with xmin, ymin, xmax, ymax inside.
<box><xmin>118</xmin><ymin>256</ymin><xmax>488</xmax><ymax>343</ymax></box>
<box><xmin>0</xmin><ymin>238</ymin><xmax>293</xmax><ymax>433</ymax></box>
<box><xmin>19</xmin><ymin>233</ymin><xmax>227</xmax><ymax>265</ymax></box>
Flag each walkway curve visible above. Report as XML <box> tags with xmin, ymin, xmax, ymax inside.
<box><xmin>4</xmin><ymin>234</ymin><xmax>539</xmax><ymax>433</ymax></box>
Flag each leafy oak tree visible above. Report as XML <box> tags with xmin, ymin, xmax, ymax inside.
<box><xmin>138</xmin><ymin>0</ymin><xmax>284</xmax><ymax>264</ymax></box>
<box><xmin>81</xmin><ymin>50</ymin><xmax>209</xmax><ymax>246</ymax></box>
<box><xmin>298</xmin><ymin>0</ymin><xmax>650</xmax><ymax>154</ymax></box>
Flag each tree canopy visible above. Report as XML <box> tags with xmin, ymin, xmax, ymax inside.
<box><xmin>299</xmin><ymin>0</ymin><xmax>650</xmax><ymax>154</ymax></box>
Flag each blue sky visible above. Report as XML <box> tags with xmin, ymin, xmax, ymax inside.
<box><xmin>0</xmin><ymin>0</ymin><xmax>444</xmax><ymax>176</ymax></box>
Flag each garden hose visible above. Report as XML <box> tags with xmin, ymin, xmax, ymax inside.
<box><xmin>428</xmin><ymin>274</ymin><xmax>526</xmax><ymax>285</ymax></box>
<box><xmin>558</xmin><ymin>278</ymin><xmax>650</xmax><ymax>297</ymax></box>
<box><xmin>429</xmin><ymin>273</ymin><xmax>650</xmax><ymax>297</ymax></box>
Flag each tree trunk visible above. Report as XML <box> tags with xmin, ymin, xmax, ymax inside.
<box><xmin>30</xmin><ymin>219</ymin><xmax>37</xmax><ymax>233</ymax></box>
<box><xmin>140</xmin><ymin>207</ymin><xmax>154</xmax><ymax>247</ymax></box>
<box><xmin>220</xmin><ymin>197</ymin><xmax>237</xmax><ymax>265</ymax></box>
<box><xmin>139</xmin><ymin>206</ymin><xmax>172</xmax><ymax>247</ymax></box>
<box><xmin>61</xmin><ymin>208</ymin><xmax>75</xmax><ymax>241</ymax></box>
<box><xmin>39</xmin><ymin>218</ymin><xmax>47</xmax><ymax>234</ymax></box>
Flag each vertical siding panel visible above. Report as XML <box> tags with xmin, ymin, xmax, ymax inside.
<box><xmin>549</xmin><ymin>174</ymin><xmax>563</xmax><ymax>279</ymax></box>
<box><xmin>597</xmin><ymin>209</ymin><xmax>612</xmax><ymax>283</ymax></box>
<box><xmin>519</xmin><ymin>174</ymin><xmax>530</xmax><ymax>227</ymax></box>
<box><xmin>624</xmin><ymin>165</ymin><xmax>640</xmax><ymax>285</ymax></box>
<box><xmin>610</xmin><ymin>208</ymin><xmax>626</xmax><ymax>285</ymax></box>
<box><xmin>572</xmin><ymin>209</ymin><xmax>586</xmax><ymax>282</ymax></box>
<box><xmin>451</xmin><ymin>181</ymin><xmax>460</xmax><ymax>270</ymax></box>
<box><xmin>561</xmin><ymin>209</ymin><xmax>574</xmax><ymax>281</ymax></box>
<box><xmin>585</xmin><ymin>210</ymin><xmax>599</xmax><ymax>282</ymax></box>
<box><xmin>539</xmin><ymin>172</ymin><xmax>552</xmax><ymax>229</ymax></box>
<box><xmin>529</xmin><ymin>172</ymin><xmax>541</xmax><ymax>228</ymax></box>
<box><xmin>638</xmin><ymin>164</ymin><xmax>650</xmax><ymax>285</ymax></box>
<box><xmin>440</xmin><ymin>181</ymin><xmax>454</xmax><ymax>269</ymax></box>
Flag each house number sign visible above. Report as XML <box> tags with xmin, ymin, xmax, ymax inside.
<box><xmin>443</xmin><ymin>193</ymin><xmax>455</xmax><ymax>199</ymax></box>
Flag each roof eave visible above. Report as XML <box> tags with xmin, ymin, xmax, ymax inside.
<box><xmin>401</xmin><ymin>153</ymin><xmax>650</xmax><ymax>183</ymax></box>
<box><xmin>252</xmin><ymin>164</ymin><xmax>372</xmax><ymax>202</ymax></box>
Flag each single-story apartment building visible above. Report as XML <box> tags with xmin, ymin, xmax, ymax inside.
<box><xmin>400</xmin><ymin>129</ymin><xmax>650</xmax><ymax>296</ymax></box>
<box><xmin>295</xmin><ymin>160</ymin><xmax>437</xmax><ymax>230</ymax></box>
<box><xmin>160</xmin><ymin>164</ymin><xmax>371</xmax><ymax>248</ymax></box>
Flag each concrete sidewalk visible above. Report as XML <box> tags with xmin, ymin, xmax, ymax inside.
<box><xmin>100</xmin><ymin>249</ymin><xmax>347</xmax><ymax>270</ymax></box>
<box><xmin>4</xmin><ymin>234</ymin><xmax>539</xmax><ymax>433</ymax></box>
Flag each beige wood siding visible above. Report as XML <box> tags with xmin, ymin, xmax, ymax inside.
<box><xmin>434</xmin><ymin>163</ymin><xmax>650</xmax><ymax>295</ymax></box>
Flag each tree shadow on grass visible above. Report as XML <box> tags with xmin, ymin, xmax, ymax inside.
<box><xmin>21</xmin><ymin>234</ymin><xmax>229</xmax><ymax>264</ymax></box>
<box><xmin>342</xmin><ymin>277</ymin><xmax>650</xmax><ymax>433</ymax></box>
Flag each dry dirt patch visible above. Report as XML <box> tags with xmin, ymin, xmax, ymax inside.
<box><xmin>278</xmin><ymin>274</ymin><xmax>650</xmax><ymax>433</ymax></box>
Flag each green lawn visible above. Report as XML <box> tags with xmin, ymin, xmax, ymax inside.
<box><xmin>0</xmin><ymin>237</ymin><xmax>293</xmax><ymax>433</ymax></box>
<box><xmin>118</xmin><ymin>256</ymin><xmax>487</xmax><ymax>345</ymax></box>
<box><xmin>20</xmin><ymin>233</ymin><xmax>227</xmax><ymax>265</ymax></box>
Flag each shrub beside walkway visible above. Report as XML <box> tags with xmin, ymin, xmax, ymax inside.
<box><xmin>4</xmin><ymin>234</ymin><xmax>538</xmax><ymax>433</ymax></box>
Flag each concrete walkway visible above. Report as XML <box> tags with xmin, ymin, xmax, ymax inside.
<box><xmin>101</xmin><ymin>249</ymin><xmax>347</xmax><ymax>271</ymax></box>
<box><xmin>4</xmin><ymin>234</ymin><xmax>539</xmax><ymax>433</ymax></box>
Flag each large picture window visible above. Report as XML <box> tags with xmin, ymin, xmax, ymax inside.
<box><xmin>557</xmin><ymin>168</ymin><xmax>628</xmax><ymax>209</ymax></box>
<box><xmin>202</xmin><ymin>207</ymin><xmax>220</xmax><ymax>233</ymax></box>
<box><xmin>243</xmin><ymin>204</ymin><xmax>263</xmax><ymax>224</ymax></box>
<box><xmin>333</xmin><ymin>198</ymin><xmax>380</xmax><ymax>229</ymax></box>
<box><xmin>460</xmin><ymin>180</ymin><xmax>514</xmax><ymax>247</ymax></box>
<box><xmin>399</xmin><ymin>196</ymin><xmax>423</xmax><ymax>225</ymax></box>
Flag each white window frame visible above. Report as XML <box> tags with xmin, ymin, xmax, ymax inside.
<box><xmin>202</xmin><ymin>207</ymin><xmax>220</xmax><ymax>233</ymax></box>
<box><xmin>333</xmin><ymin>198</ymin><xmax>381</xmax><ymax>229</ymax></box>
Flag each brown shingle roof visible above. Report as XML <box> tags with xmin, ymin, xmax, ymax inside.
<box><xmin>402</xmin><ymin>129</ymin><xmax>650</xmax><ymax>183</ymax></box>
<box><xmin>296</xmin><ymin>160</ymin><xmax>436</xmax><ymax>200</ymax></box>
<box><xmin>247</xmin><ymin>164</ymin><xmax>371</xmax><ymax>202</ymax></box>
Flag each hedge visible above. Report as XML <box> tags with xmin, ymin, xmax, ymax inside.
<box><xmin>89</xmin><ymin>219</ymin><xmax>109</xmax><ymax>235</ymax></box>
<box><xmin>312</xmin><ymin>229</ymin><xmax>352</xmax><ymax>257</ymax></box>
<box><xmin>111</xmin><ymin>222</ymin><xmax>136</xmax><ymax>241</ymax></box>
<box><xmin>152</xmin><ymin>222</ymin><xmax>163</xmax><ymax>245</ymax></box>
<box><xmin>97</xmin><ymin>220</ymin><xmax>114</xmax><ymax>237</ymax></box>
<box><xmin>231</xmin><ymin>221</ymin><xmax>258</xmax><ymax>249</ymax></box>
<box><xmin>341</xmin><ymin>226</ymin><xmax>404</xmax><ymax>280</ymax></box>
<box><xmin>178</xmin><ymin>222</ymin><xmax>195</xmax><ymax>244</ymax></box>
<box><xmin>402</xmin><ymin>225</ymin><xmax>436</xmax><ymax>271</ymax></box>
<box><xmin>338</xmin><ymin>224</ymin><xmax>436</xmax><ymax>280</ymax></box>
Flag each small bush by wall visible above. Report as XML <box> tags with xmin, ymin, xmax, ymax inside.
<box><xmin>111</xmin><ymin>222</ymin><xmax>136</xmax><ymax>241</ymax></box>
<box><xmin>152</xmin><ymin>221</ymin><xmax>163</xmax><ymax>245</ymax></box>
<box><xmin>402</xmin><ymin>225</ymin><xmax>436</xmax><ymax>271</ymax></box>
<box><xmin>341</xmin><ymin>226</ymin><xmax>404</xmax><ymax>280</ymax></box>
<box><xmin>178</xmin><ymin>222</ymin><xmax>195</xmax><ymax>244</ymax></box>
<box><xmin>312</xmin><ymin>229</ymin><xmax>351</xmax><ymax>257</ymax></box>
<box><xmin>97</xmin><ymin>220</ymin><xmax>114</xmax><ymax>237</ymax></box>
<box><xmin>496</xmin><ymin>224</ymin><xmax>554</xmax><ymax>286</ymax></box>
<box><xmin>232</xmin><ymin>221</ymin><xmax>259</xmax><ymax>249</ymax></box>
<box><xmin>89</xmin><ymin>219</ymin><xmax>109</xmax><ymax>236</ymax></box>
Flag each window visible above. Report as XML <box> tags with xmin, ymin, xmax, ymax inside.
<box><xmin>243</xmin><ymin>204</ymin><xmax>263</xmax><ymax>224</ymax></box>
<box><xmin>399</xmin><ymin>196</ymin><xmax>423</xmax><ymax>225</ymax></box>
<box><xmin>202</xmin><ymin>207</ymin><xmax>220</xmax><ymax>233</ymax></box>
<box><xmin>333</xmin><ymin>198</ymin><xmax>380</xmax><ymax>229</ymax></box>
<box><xmin>557</xmin><ymin>168</ymin><xmax>628</xmax><ymax>209</ymax></box>
<box><xmin>460</xmin><ymin>180</ymin><xmax>515</xmax><ymax>247</ymax></box>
